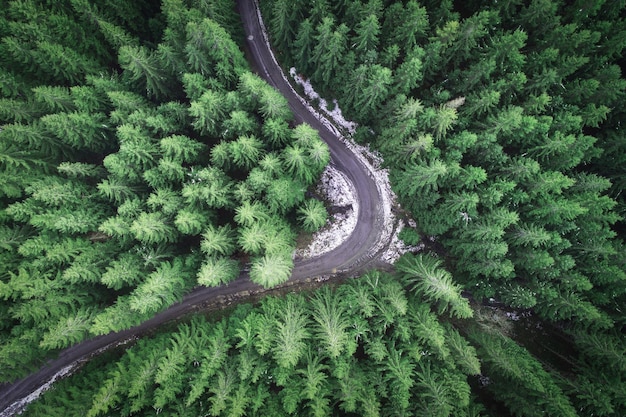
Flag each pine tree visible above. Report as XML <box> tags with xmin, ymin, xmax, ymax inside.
<box><xmin>394</xmin><ymin>158</ymin><xmax>449</xmax><ymax>195</ymax></box>
<box><xmin>353</xmin><ymin>64</ymin><xmax>392</xmax><ymax>119</ymax></box>
<box><xmin>234</xmin><ymin>201</ymin><xmax>270</xmax><ymax>227</ymax></box>
<box><xmin>174</xmin><ymin>209</ymin><xmax>210</xmax><ymax>236</ymax></box>
<box><xmin>469</xmin><ymin>328</ymin><xmax>579</xmax><ymax>417</ymax></box>
<box><xmin>292</xmin><ymin>18</ymin><xmax>315</xmax><ymax>74</ymax></box>
<box><xmin>100</xmin><ymin>253</ymin><xmax>144</xmax><ymax>290</ymax></box>
<box><xmin>431</xmin><ymin>104</ymin><xmax>458</xmax><ymax>141</ymax></box>
<box><xmin>86</xmin><ymin>371</ymin><xmax>122</xmax><ymax>417</ymax></box>
<box><xmin>259</xmin><ymin>86</ymin><xmax>292</xmax><ymax>122</ymax></box>
<box><xmin>383</xmin><ymin>346</ymin><xmax>415</xmax><ymax>411</ymax></box>
<box><xmin>40</xmin><ymin>111</ymin><xmax>109</xmax><ymax>152</ymax></box>
<box><xmin>182</xmin><ymin>167</ymin><xmax>233</xmax><ymax>209</ymax></box>
<box><xmin>160</xmin><ymin>134</ymin><xmax>206</xmax><ymax>163</ymax></box>
<box><xmin>130</xmin><ymin>212</ymin><xmax>178</xmax><ymax>244</ymax></box>
<box><xmin>259</xmin><ymin>152</ymin><xmax>284</xmax><ymax>177</ymax></box>
<box><xmin>128</xmin><ymin>260</ymin><xmax>189</xmax><ymax>315</ymax></box>
<box><xmin>282</xmin><ymin>145</ymin><xmax>315</xmax><ymax>185</ymax></box>
<box><xmin>200</xmin><ymin>224</ymin><xmax>236</xmax><ymax>257</ymax></box>
<box><xmin>396</xmin><ymin>253</ymin><xmax>473</xmax><ymax>318</ymax></box>
<box><xmin>265</xmin><ymin>176</ymin><xmax>305</xmax><ymax>214</ymax></box>
<box><xmin>444</xmin><ymin>325</ymin><xmax>481</xmax><ymax>375</ymax></box>
<box><xmin>297</xmin><ymin>199</ymin><xmax>328</xmax><ymax>232</ymax></box>
<box><xmin>272</xmin><ymin>296</ymin><xmax>309</xmax><ymax>368</ymax></box>
<box><xmin>269</xmin><ymin>0</ymin><xmax>300</xmax><ymax>53</ymax></box>
<box><xmin>39</xmin><ymin>308</ymin><xmax>96</xmax><ymax>350</ymax></box>
<box><xmin>186</xmin><ymin>321</ymin><xmax>230</xmax><ymax>405</ymax></box>
<box><xmin>386</xmin><ymin>1</ymin><xmax>429</xmax><ymax>53</ymax></box>
<box><xmin>262</xmin><ymin>118</ymin><xmax>292</xmax><ymax>148</ymax></box>
<box><xmin>230</xmin><ymin>134</ymin><xmax>264</xmax><ymax>170</ymax></box>
<box><xmin>118</xmin><ymin>45</ymin><xmax>170</xmax><ymax>99</ymax></box>
<box><xmin>222</xmin><ymin>110</ymin><xmax>257</xmax><ymax>139</ymax></box>
<box><xmin>312</xmin><ymin>18</ymin><xmax>349</xmax><ymax>85</ymax></box>
<box><xmin>249</xmin><ymin>252</ymin><xmax>294</xmax><ymax>288</ymax></box>
<box><xmin>354</xmin><ymin>14</ymin><xmax>380</xmax><ymax>54</ymax></box>
<box><xmin>32</xmin><ymin>85</ymin><xmax>75</xmax><ymax>113</ymax></box>
<box><xmin>197</xmin><ymin>256</ymin><xmax>240</xmax><ymax>287</ymax></box>
<box><xmin>34</xmin><ymin>40</ymin><xmax>101</xmax><ymax>84</ymax></box>
<box><xmin>310</xmin><ymin>286</ymin><xmax>352</xmax><ymax>358</ymax></box>
<box><xmin>188</xmin><ymin>89</ymin><xmax>226</xmax><ymax>136</ymax></box>
<box><xmin>185</xmin><ymin>18</ymin><xmax>247</xmax><ymax>85</ymax></box>
<box><xmin>393</xmin><ymin>47</ymin><xmax>424</xmax><ymax>95</ymax></box>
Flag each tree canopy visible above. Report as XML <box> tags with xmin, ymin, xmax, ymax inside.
<box><xmin>260</xmin><ymin>0</ymin><xmax>626</xmax><ymax>415</ymax></box>
<box><xmin>0</xmin><ymin>0</ymin><xmax>330</xmax><ymax>383</ymax></box>
<box><xmin>2</xmin><ymin>0</ymin><xmax>626</xmax><ymax>416</ymax></box>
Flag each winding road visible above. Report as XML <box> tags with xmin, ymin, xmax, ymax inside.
<box><xmin>0</xmin><ymin>1</ymin><xmax>390</xmax><ymax>415</ymax></box>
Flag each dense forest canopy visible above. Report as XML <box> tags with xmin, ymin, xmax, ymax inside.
<box><xmin>1</xmin><ymin>0</ymin><xmax>625</xmax><ymax>416</ymax></box>
<box><xmin>258</xmin><ymin>0</ymin><xmax>626</xmax><ymax>414</ymax></box>
<box><xmin>0</xmin><ymin>0</ymin><xmax>330</xmax><ymax>382</ymax></box>
<box><xmin>26</xmin><ymin>269</ymin><xmax>487</xmax><ymax>417</ymax></box>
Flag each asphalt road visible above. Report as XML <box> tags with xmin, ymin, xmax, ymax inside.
<box><xmin>0</xmin><ymin>1</ymin><xmax>388</xmax><ymax>414</ymax></box>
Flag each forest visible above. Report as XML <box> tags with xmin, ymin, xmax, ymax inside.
<box><xmin>0</xmin><ymin>0</ymin><xmax>331</xmax><ymax>386</ymax></box>
<box><xmin>1</xmin><ymin>0</ymin><xmax>625</xmax><ymax>416</ymax></box>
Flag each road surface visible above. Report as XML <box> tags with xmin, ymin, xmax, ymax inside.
<box><xmin>0</xmin><ymin>1</ymin><xmax>390</xmax><ymax>414</ymax></box>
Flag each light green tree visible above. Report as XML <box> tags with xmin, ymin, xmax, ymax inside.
<box><xmin>272</xmin><ymin>297</ymin><xmax>309</xmax><ymax>368</ymax></box>
<box><xmin>298</xmin><ymin>199</ymin><xmax>328</xmax><ymax>232</ymax></box>
<box><xmin>197</xmin><ymin>256</ymin><xmax>240</xmax><ymax>287</ymax></box>
<box><xmin>396</xmin><ymin>253</ymin><xmax>473</xmax><ymax>318</ymax></box>
<box><xmin>200</xmin><ymin>224</ymin><xmax>236</xmax><ymax>257</ymax></box>
<box><xmin>130</xmin><ymin>212</ymin><xmax>178</xmax><ymax>244</ymax></box>
<box><xmin>250</xmin><ymin>252</ymin><xmax>294</xmax><ymax>288</ymax></box>
<box><xmin>310</xmin><ymin>286</ymin><xmax>352</xmax><ymax>358</ymax></box>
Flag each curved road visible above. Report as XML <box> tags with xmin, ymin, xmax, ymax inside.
<box><xmin>0</xmin><ymin>1</ymin><xmax>388</xmax><ymax>414</ymax></box>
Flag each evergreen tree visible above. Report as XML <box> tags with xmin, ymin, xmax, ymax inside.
<box><xmin>118</xmin><ymin>45</ymin><xmax>170</xmax><ymax>99</ymax></box>
<box><xmin>130</xmin><ymin>212</ymin><xmax>178</xmax><ymax>244</ymax></box>
<box><xmin>197</xmin><ymin>256</ymin><xmax>240</xmax><ymax>287</ymax></box>
<box><xmin>249</xmin><ymin>252</ymin><xmax>294</xmax><ymax>288</ymax></box>
<box><xmin>354</xmin><ymin>14</ymin><xmax>380</xmax><ymax>54</ymax></box>
<box><xmin>297</xmin><ymin>199</ymin><xmax>328</xmax><ymax>232</ymax></box>
<box><xmin>396</xmin><ymin>253</ymin><xmax>472</xmax><ymax>319</ymax></box>
<box><xmin>310</xmin><ymin>286</ymin><xmax>352</xmax><ymax>358</ymax></box>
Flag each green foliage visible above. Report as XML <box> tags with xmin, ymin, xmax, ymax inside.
<box><xmin>184</xmin><ymin>18</ymin><xmax>247</xmax><ymax>85</ymax></box>
<box><xmin>118</xmin><ymin>45</ymin><xmax>170</xmax><ymax>99</ymax></box>
<box><xmin>249</xmin><ymin>252</ymin><xmax>294</xmax><ymax>288</ymax></box>
<box><xmin>310</xmin><ymin>286</ymin><xmax>352</xmax><ymax>358</ymax></box>
<box><xmin>28</xmin><ymin>273</ymin><xmax>480</xmax><ymax>416</ymax></box>
<box><xmin>200</xmin><ymin>224</ymin><xmax>236</xmax><ymax>257</ymax></box>
<box><xmin>39</xmin><ymin>308</ymin><xmax>96</xmax><ymax>350</ymax></box>
<box><xmin>397</xmin><ymin>253</ymin><xmax>473</xmax><ymax>318</ymax></box>
<box><xmin>272</xmin><ymin>296</ymin><xmax>310</xmax><ymax>369</ymax></box>
<box><xmin>197</xmin><ymin>256</ymin><xmax>240</xmax><ymax>287</ymax></box>
<box><xmin>128</xmin><ymin>260</ymin><xmax>191</xmax><ymax>315</ymax></box>
<box><xmin>188</xmin><ymin>89</ymin><xmax>226</xmax><ymax>135</ymax></box>
<box><xmin>0</xmin><ymin>0</ymin><xmax>333</xmax><ymax>385</ymax></box>
<box><xmin>297</xmin><ymin>199</ymin><xmax>328</xmax><ymax>232</ymax></box>
<box><xmin>130</xmin><ymin>212</ymin><xmax>178</xmax><ymax>244</ymax></box>
<box><xmin>265</xmin><ymin>176</ymin><xmax>306</xmax><ymax>213</ymax></box>
<box><xmin>469</xmin><ymin>329</ymin><xmax>579</xmax><ymax>417</ymax></box>
<box><xmin>7</xmin><ymin>2</ymin><xmax>626</xmax><ymax>417</ymax></box>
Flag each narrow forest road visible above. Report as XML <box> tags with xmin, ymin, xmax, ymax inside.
<box><xmin>0</xmin><ymin>1</ymin><xmax>391</xmax><ymax>415</ymax></box>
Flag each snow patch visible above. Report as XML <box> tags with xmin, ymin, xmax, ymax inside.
<box><xmin>0</xmin><ymin>337</ymin><xmax>136</xmax><ymax>417</ymax></box>
<box><xmin>379</xmin><ymin>220</ymin><xmax>425</xmax><ymax>264</ymax></box>
<box><xmin>296</xmin><ymin>166</ymin><xmax>358</xmax><ymax>258</ymax></box>
<box><xmin>289</xmin><ymin>68</ymin><xmax>357</xmax><ymax>135</ymax></box>
<box><xmin>0</xmin><ymin>365</ymin><xmax>76</xmax><ymax>417</ymax></box>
